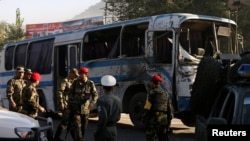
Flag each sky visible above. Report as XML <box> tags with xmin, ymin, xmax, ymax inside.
<box><xmin>0</xmin><ymin>0</ymin><xmax>102</xmax><ymax>25</ymax></box>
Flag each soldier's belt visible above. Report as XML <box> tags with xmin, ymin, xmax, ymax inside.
<box><xmin>152</xmin><ymin>110</ymin><xmax>168</xmax><ymax>113</ymax></box>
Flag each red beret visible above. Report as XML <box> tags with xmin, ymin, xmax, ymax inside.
<box><xmin>151</xmin><ymin>74</ymin><xmax>162</xmax><ymax>82</ymax></box>
<box><xmin>31</xmin><ymin>72</ymin><xmax>41</xmax><ymax>81</ymax></box>
<box><xmin>79</xmin><ymin>67</ymin><xmax>89</xmax><ymax>73</ymax></box>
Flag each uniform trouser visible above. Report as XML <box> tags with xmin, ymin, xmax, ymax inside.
<box><xmin>9</xmin><ymin>105</ymin><xmax>22</xmax><ymax>113</ymax></box>
<box><xmin>54</xmin><ymin>115</ymin><xmax>69</xmax><ymax>140</ymax></box>
<box><xmin>94</xmin><ymin>126</ymin><xmax>117</xmax><ymax>141</ymax></box>
<box><xmin>145</xmin><ymin>124</ymin><xmax>169</xmax><ymax>141</ymax></box>
<box><xmin>70</xmin><ymin>114</ymin><xmax>89</xmax><ymax>141</ymax></box>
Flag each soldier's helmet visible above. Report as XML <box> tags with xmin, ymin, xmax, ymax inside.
<box><xmin>70</xmin><ymin>68</ymin><xmax>79</xmax><ymax>77</ymax></box>
<box><xmin>25</xmin><ymin>68</ymin><xmax>32</xmax><ymax>74</ymax></box>
<box><xmin>16</xmin><ymin>66</ymin><xmax>25</xmax><ymax>73</ymax></box>
<box><xmin>101</xmin><ymin>75</ymin><xmax>116</xmax><ymax>87</ymax></box>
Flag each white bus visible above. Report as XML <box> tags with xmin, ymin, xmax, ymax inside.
<box><xmin>0</xmin><ymin>13</ymin><xmax>239</xmax><ymax>128</ymax></box>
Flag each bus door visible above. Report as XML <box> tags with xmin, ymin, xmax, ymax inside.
<box><xmin>54</xmin><ymin>44</ymin><xmax>79</xmax><ymax>111</ymax></box>
<box><xmin>67</xmin><ymin>45</ymin><xmax>78</xmax><ymax>70</ymax></box>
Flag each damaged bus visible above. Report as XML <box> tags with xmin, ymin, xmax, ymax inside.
<box><xmin>0</xmin><ymin>13</ymin><xmax>239</xmax><ymax>128</ymax></box>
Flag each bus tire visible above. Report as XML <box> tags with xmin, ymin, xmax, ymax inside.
<box><xmin>128</xmin><ymin>92</ymin><xmax>147</xmax><ymax>129</ymax></box>
<box><xmin>178</xmin><ymin>111</ymin><xmax>196</xmax><ymax>127</ymax></box>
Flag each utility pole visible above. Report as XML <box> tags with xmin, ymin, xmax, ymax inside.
<box><xmin>103</xmin><ymin>0</ymin><xmax>117</xmax><ymax>24</ymax></box>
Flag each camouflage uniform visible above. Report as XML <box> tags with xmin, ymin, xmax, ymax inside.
<box><xmin>24</xmin><ymin>68</ymin><xmax>32</xmax><ymax>85</ymax></box>
<box><xmin>24</xmin><ymin>79</ymin><xmax>32</xmax><ymax>86</ymax></box>
<box><xmin>68</xmin><ymin>78</ymin><xmax>98</xmax><ymax>141</ymax></box>
<box><xmin>57</xmin><ymin>77</ymin><xmax>74</xmax><ymax>113</ymax></box>
<box><xmin>21</xmin><ymin>84</ymin><xmax>44</xmax><ymax>118</ymax></box>
<box><xmin>143</xmin><ymin>85</ymin><xmax>172</xmax><ymax>141</ymax></box>
<box><xmin>6</xmin><ymin>76</ymin><xmax>26</xmax><ymax>113</ymax></box>
<box><xmin>54</xmin><ymin>77</ymin><xmax>75</xmax><ymax>141</ymax></box>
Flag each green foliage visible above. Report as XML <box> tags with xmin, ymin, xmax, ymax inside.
<box><xmin>104</xmin><ymin>0</ymin><xmax>250</xmax><ymax>52</ymax></box>
<box><xmin>0</xmin><ymin>22</ymin><xmax>8</xmax><ymax>50</ymax></box>
<box><xmin>4</xmin><ymin>23</ymin><xmax>25</xmax><ymax>43</ymax></box>
<box><xmin>0</xmin><ymin>8</ymin><xmax>25</xmax><ymax>51</ymax></box>
<box><xmin>237</xmin><ymin>6</ymin><xmax>250</xmax><ymax>51</ymax></box>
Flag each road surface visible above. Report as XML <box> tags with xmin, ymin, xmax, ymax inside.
<box><xmin>51</xmin><ymin>114</ymin><xmax>195</xmax><ymax>141</ymax></box>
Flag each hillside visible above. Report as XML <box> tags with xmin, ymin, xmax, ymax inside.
<box><xmin>70</xmin><ymin>1</ymin><xmax>105</xmax><ymax>20</ymax></box>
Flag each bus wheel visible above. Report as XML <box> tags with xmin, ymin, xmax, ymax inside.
<box><xmin>128</xmin><ymin>92</ymin><xmax>147</xmax><ymax>129</ymax></box>
<box><xmin>176</xmin><ymin>110</ymin><xmax>195</xmax><ymax>127</ymax></box>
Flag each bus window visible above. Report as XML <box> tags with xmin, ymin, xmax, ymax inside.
<box><xmin>154</xmin><ymin>31</ymin><xmax>173</xmax><ymax>64</ymax></box>
<box><xmin>179</xmin><ymin>30</ymin><xmax>204</xmax><ymax>56</ymax></box>
<box><xmin>14</xmin><ymin>43</ymin><xmax>28</xmax><ymax>68</ymax></box>
<box><xmin>82</xmin><ymin>26</ymin><xmax>122</xmax><ymax>61</ymax></box>
<box><xmin>93</xmin><ymin>42</ymin><xmax>108</xmax><ymax>59</ymax></box>
<box><xmin>121</xmin><ymin>23</ymin><xmax>148</xmax><ymax>57</ymax></box>
<box><xmin>107</xmin><ymin>36</ymin><xmax>120</xmax><ymax>59</ymax></box>
<box><xmin>27</xmin><ymin>39</ymin><xmax>54</xmax><ymax>74</ymax></box>
<box><xmin>5</xmin><ymin>46</ymin><xmax>15</xmax><ymax>70</ymax></box>
<box><xmin>83</xmin><ymin>42</ymin><xmax>95</xmax><ymax>61</ymax></box>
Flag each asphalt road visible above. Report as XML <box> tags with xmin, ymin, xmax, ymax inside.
<box><xmin>50</xmin><ymin>114</ymin><xmax>195</xmax><ymax>141</ymax></box>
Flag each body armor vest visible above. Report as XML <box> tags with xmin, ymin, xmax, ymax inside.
<box><xmin>150</xmin><ymin>89</ymin><xmax>169</xmax><ymax>112</ymax></box>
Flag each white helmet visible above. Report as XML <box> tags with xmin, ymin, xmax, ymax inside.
<box><xmin>101</xmin><ymin>75</ymin><xmax>116</xmax><ymax>86</ymax></box>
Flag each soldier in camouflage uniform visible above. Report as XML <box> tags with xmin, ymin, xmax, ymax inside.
<box><xmin>6</xmin><ymin>66</ymin><xmax>26</xmax><ymax>113</ymax></box>
<box><xmin>142</xmin><ymin>74</ymin><xmax>173</xmax><ymax>141</ymax></box>
<box><xmin>24</xmin><ymin>68</ymin><xmax>32</xmax><ymax>85</ymax></box>
<box><xmin>68</xmin><ymin>67</ymin><xmax>99</xmax><ymax>141</ymax></box>
<box><xmin>21</xmin><ymin>72</ymin><xmax>46</xmax><ymax>118</ymax></box>
<box><xmin>54</xmin><ymin>68</ymin><xmax>79</xmax><ymax>141</ymax></box>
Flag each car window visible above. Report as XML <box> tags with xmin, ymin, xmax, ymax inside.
<box><xmin>210</xmin><ymin>88</ymin><xmax>235</xmax><ymax>124</ymax></box>
<box><xmin>242</xmin><ymin>96</ymin><xmax>250</xmax><ymax>124</ymax></box>
<box><xmin>221</xmin><ymin>92</ymin><xmax>235</xmax><ymax>124</ymax></box>
<box><xmin>210</xmin><ymin>88</ymin><xmax>229</xmax><ymax>117</ymax></box>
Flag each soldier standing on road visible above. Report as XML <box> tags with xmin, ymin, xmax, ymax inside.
<box><xmin>94</xmin><ymin>75</ymin><xmax>122</xmax><ymax>141</ymax></box>
<box><xmin>21</xmin><ymin>72</ymin><xmax>46</xmax><ymax>118</ymax></box>
<box><xmin>24</xmin><ymin>68</ymin><xmax>32</xmax><ymax>85</ymax></box>
<box><xmin>68</xmin><ymin>67</ymin><xmax>99</xmax><ymax>141</ymax></box>
<box><xmin>54</xmin><ymin>68</ymin><xmax>79</xmax><ymax>141</ymax></box>
<box><xmin>142</xmin><ymin>74</ymin><xmax>173</xmax><ymax>141</ymax></box>
<box><xmin>6</xmin><ymin>66</ymin><xmax>26</xmax><ymax>113</ymax></box>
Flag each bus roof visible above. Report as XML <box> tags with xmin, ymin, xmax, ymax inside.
<box><xmin>3</xmin><ymin>13</ymin><xmax>236</xmax><ymax>48</ymax></box>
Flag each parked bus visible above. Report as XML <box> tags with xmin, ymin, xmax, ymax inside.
<box><xmin>0</xmin><ymin>13</ymin><xmax>239</xmax><ymax>128</ymax></box>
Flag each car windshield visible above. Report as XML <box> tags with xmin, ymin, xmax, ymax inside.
<box><xmin>242</xmin><ymin>96</ymin><xmax>250</xmax><ymax>124</ymax></box>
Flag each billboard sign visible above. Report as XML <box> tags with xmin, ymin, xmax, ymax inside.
<box><xmin>26</xmin><ymin>16</ymin><xmax>103</xmax><ymax>39</ymax></box>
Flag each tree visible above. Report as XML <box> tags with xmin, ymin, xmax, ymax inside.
<box><xmin>0</xmin><ymin>8</ymin><xmax>25</xmax><ymax>50</ymax></box>
<box><xmin>104</xmin><ymin>0</ymin><xmax>171</xmax><ymax>22</ymax></box>
<box><xmin>237</xmin><ymin>5</ymin><xmax>250</xmax><ymax>51</ymax></box>
<box><xmin>4</xmin><ymin>8</ymin><xmax>25</xmax><ymax>43</ymax></box>
<box><xmin>103</xmin><ymin>0</ymin><xmax>250</xmax><ymax>51</ymax></box>
<box><xmin>0</xmin><ymin>21</ymin><xmax>8</xmax><ymax>50</ymax></box>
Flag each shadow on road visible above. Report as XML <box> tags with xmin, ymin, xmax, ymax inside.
<box><xmin>89</xmin><ymin>118</ymin><xmax>195</xmax><ymax>141</ymax></box>
<box><xmin>49</xmin><ymin>117</ymin><xmax>195</xmax><ymax>141</ymax></box>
